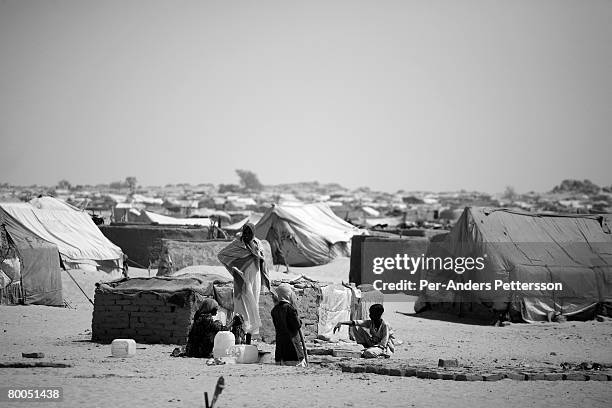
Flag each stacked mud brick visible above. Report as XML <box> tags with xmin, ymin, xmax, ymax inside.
<box><xmin>156</xmin><ymin>238</ymin><xmax>273</xmax><ymax>276</ymax></box>
<box><xmin>258</xmin><ymin>278</ymin><xmax>322</xmax><ymax>343</ymax></box>
<box><xmin>91</xmin><ymin>276</ymin><xmax>230</xmax><ymax>344</ymax></box>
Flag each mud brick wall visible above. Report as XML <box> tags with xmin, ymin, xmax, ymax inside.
<box><xmin>99</xmin><ymin>224</ymin><xmax>210</xmax><ymax>267</ymax></box>
<box><xmin>258</xmin><ymin>281</ymin><xmax>322</xmax><ymax>343</ymax></box>
<box><xmin>92</xmin><ymin>289</ymin><xmax>206</xmax><ymax>344</ymax></box>
<box><xmin>157</xmin><ymin>239</ymin><xmax>273</xmax><ymax>275</ymax></box>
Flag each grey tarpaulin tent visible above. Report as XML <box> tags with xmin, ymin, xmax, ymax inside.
<box><xmin>417</xmin><ymin>207</ymin><xmax>612</xmax><ymax>322</ymax></box>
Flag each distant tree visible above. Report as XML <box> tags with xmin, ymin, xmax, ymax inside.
<box><xmin>402</xmin><ymin>196</ymin><xmax>424</xmax><ymax>205</ymax></box>
<box><xmin>503</xmin><ymin>185</ymin><xmax>517</xmax><ymax>201</ymax></box>
<box><xmin>57</xmin><ymin>179</ymin><xmax>72</xmax><ymax>190</ymax></box>
<box><xmin>235</xmin><ymin>169</ymin><xmax>263</xmax><ymax>192</ymax></box>
<box><xmin>125</xmin><ymin>177</ymin><xmax>138</xmax><ymax>193</ymax></box>
<box><xmin>552</xmin><ymin>179</ymin><xmax>600</xmax><ymax>195</ymax></box>
<box><xmin>109</xmin><ymin>181</ymin><xmax>123</xmax><ymax>190</ymax></box>
<box><xmin>219</xmin><ymin>184</ymin><xmax>241</xmax><ymax>194</ymax></box>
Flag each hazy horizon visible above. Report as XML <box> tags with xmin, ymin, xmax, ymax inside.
<box><xmin>1</xmin><ymin>1</ymin><xmax>611</xmax><ymax>194</ymax></box>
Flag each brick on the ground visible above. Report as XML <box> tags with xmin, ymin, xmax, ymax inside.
<box><xmin>586</xmin><ymin>373</ymin><xmax>608</xmax><ymax>381</ymax></box>
<box><xmin>438</xmin><ymin>359</ymin><xmax>459</xmax><ymax>368</ymax></box>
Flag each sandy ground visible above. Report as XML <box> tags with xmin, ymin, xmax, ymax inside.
<box><xmin>1</xmin><ymin>263</ymin><xmax>611</xmax><ymax>408</ymax></box>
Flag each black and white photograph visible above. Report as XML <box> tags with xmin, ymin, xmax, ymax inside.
<box><xmin>1</xmin><ymin>1</ymin><xmax>611</xmax><ymax>407</ymax></box>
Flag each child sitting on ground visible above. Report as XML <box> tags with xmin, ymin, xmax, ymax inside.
<box><xmin>333</xmin><ymin>303</ymin><xmax>395</xmax><ymax>358</ymax></box>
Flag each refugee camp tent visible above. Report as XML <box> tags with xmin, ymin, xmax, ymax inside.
<box><xmin>417</xmin><ymin>207</ymin><xmax>612</xmax><ymax>322</ymax></box>
<box><xmin>254</xmin><ymin>203</ymin><xmax>366</xmax><ymax>266</ymax></box>
<box><xmin>223</xmin><ymin>212</ymin><xmax>263</xmax><ymax>234</ymax></box>
<box><xmin>0</xmin><ymin>221</ymin><xmax>63</xmax><ymax>306</ymax></box>
<box><xmin>0</xmin><ymin>197</ymin><xmax>124</xmax><ymax>274</ymax></box>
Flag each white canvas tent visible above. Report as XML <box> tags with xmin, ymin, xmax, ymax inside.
<box><xmin>1</xmin><ymin>197</ymin><xmax>124</xmax><ymax>274</ymax></box>
<box><xmin>255</xmin><ymin>203</ymin><xmax>366</xmax><ymax>266</ymax></box>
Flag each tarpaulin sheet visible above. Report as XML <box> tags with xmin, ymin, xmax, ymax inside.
<box><xmin>97</xmin><ymin>274</ymin><xmax>233</xmax><ymax>309</ymax></box>
<box><xmin>142</xmin><ymin>211</ymin><xmax>211</xmax><ymax>226</ymax></box>
<box><xmin>19</xmin><ymin>243</ymin><xmax>62</xmax><ymax>306</ymax></box>
<box><xmin>418</xmin><ymin>207</ymin><xmax>612</xmax><ymax>322</ymax></box>
<box><xmin>255</xmin><ymin>203</ymin><xmax>366</xmax><ymax>266</ymax></box>
<box><xmin>98</xmin><ymin>274</ymin><xmax>230</xmax><ymax>295</ymax></box>
<box><xmin>318</xmin><ymin>284</ymin><xmax>352</xmax><ymax>340</ymax></box>
<box><xmin>0</xmin><ymin>198</ymin><xmax>123</xmax><ymax>268</ymax></box>
<box><xmin>4</xmin><ymin>227</ymin><xmax>63</xmax><ymax>306</ymax></box>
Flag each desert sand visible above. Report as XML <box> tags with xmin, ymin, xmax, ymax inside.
<box><xmin>1</xmin><ymin>261</ymin><xmax>611</xmax><ymax>408</ymax></box>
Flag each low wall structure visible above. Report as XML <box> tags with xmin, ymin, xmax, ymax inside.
<box><xmin>91</xmin><ymin>275</ymin><xmax>231</xmax><ymax>344</ymax></box>
<box><xmin>92</xmin><ymin>275</ymin><xmax>382</xmax><ymax>345</ymax></box>
<box><xmin>156</xmin><ymin>239</ymin><xmax>273</xmax><ymax>276</ymax></box>
<box><xmin>99</xmin><ymin>224</ymin><xmax>210</xmax><ymax>268</ymax></box>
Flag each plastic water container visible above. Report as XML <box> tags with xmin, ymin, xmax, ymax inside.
<box><xmin>212</xmin><ymin>331</ymin><xmax>235</xmax><ymax>358</ymax></box>
<box><xmin>111</xmin><ymin>339</ymin><xmax>136</xmax><ymax>358</ymax></box>
<box><xmin>228</xmin><ymin>345</ymin><xmax>259</xmax><ymax>364</ymax></box>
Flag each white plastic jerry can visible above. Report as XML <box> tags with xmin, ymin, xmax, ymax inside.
<box><xmin>212</xmin><ymin>331</ymin><xmax>236</xmax><ymax>358</ymax></box>
<box><xmin>111</xmin><ymin>339</ymin><xmax>137</xmax><ymax>357</ymax></box>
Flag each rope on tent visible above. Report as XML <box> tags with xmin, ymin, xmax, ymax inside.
<box><xmin>125</xmin><ymin>257</ymin><xmax>148</xmax><ymax>269</ymax></box>
<box><xmin>64</xmin><ymin>269</ymin><xmax>94</xmax><ymax>306</ymax></box>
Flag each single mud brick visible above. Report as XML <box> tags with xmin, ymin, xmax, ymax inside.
<box><xmin>428</xmin><ymin>371</ymin><xmax>442</xmax><ymax>380</ymax></box>
<box><xmin>563</xmin><ymin>373</ymin><xmax>586</xmax><ymax>381</ymax></box>
<box><xmin>416</xmin><ymin>370</ymin><xmax>429</xmax><ymax>379</ymax></box>
<box><xmin>525</xmin><ymin>372</ymin><xmax>547</xmax><ymax>381</ymax></box>
<box><xmin>365</xmin><ymin>365</ymin><xmax>379</xmax><ymax>373</ymax></box>
<box><xmin>454</xmin><ymin>373</ymin><xmax>468</xmax><ymax>381</ymax></box>
<box><xmin>308</xmin><ymin>348</ymin><xmax>334</xmax><ymax>356</ymax></box>
<box><xmin>340</xmin><ymin>364</ymin><xmax>351</xmax><ymax>373</ymax></box>
<box><xmin>544</xmin><ymin>373</ymin><xmax>564</xmax><ymax>381</ymax></box>
<box><xmin>438</xmin><ymin>359</ymin><xmax>458</xmax><ymax>368</ymax></box>
<box><xmin>586</xmin><ymin>373</ymin><xmax>608</xmax><ymax>381</ymax></box>
<box><xmin>403</xmin><ymin>367</ymin><xmax>417</xmax><ymax>377</ymax></box>
<box><xmin>388</xmin><ymin>368</ymin><xmax>405</xmax><ymax>376</ymax></box>
<box><xmin>376</xmin><ymin>367</ymin><xmax>390</xmax><ymax>376</ymax></box>
<box><xmin>332</xmin><ymin>349</ymin><xmax>362</xmax><ymax>358</ymax></box>
<box><xmin>22</xmin><ymin>352</ymin><xmax>44</xmax><ymax>359</ymax></box>
<box><xmin>352</xmin><ymin>365</ymin><xmax>366</xmax><ymax>373</ymax></box>
<box><xmin>441</xmin><ymin>372</ymin><xmax>454</xmax><ymax>380</ymax></box>
<box><xmin>483</xmin><ymin>373</ymin><xmax>504</xmax><ymax>381</ymax></box>
<box><xmin>505</xmin><ymin>372</ymin><xmax>526</xmax><ymax>381</ymax></box>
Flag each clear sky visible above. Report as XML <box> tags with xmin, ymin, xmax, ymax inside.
<box><xmin>1</xmin><ymin>0</ymin><xmax>610</xmax><ymax>193</ymax></box>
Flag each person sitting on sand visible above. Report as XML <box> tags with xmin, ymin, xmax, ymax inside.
<box><xmin>333</xmin><ymin>303</ymin><xmax>395</xmax><ymax>358</ymax></box>
<box><xmin>271</xmin><ymin>283</ymin><xmax>307</xmax><ymax>366</ymax></box>
<box><xmin>185</xmin><ymin>299</ymin><xmax>226</xmax><ymax>358</ymax></box>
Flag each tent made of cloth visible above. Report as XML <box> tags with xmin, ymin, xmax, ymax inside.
<box><xmin>417</xmin><ymin>207</ymin><xmax>612</xmax><ymax>322</ymax></box>
<box><xmin>140</xmin><ymin>210</ymin><xmax>212</xmax><ymax>227</ymax></box>
<box><xmin>223</xmin><ymin>213</ymin><xmax>263</xmax><ymax>233</ymax></box>
<box><xmin>254</xmin><ymin>203</ymin><xmax>366</xmax><ymax>267</ymax></box>
<box><xmin>0</xmin><ymin>197</ymin><xmax>124</xmax><ymax>274</ymax></box>
<box><xmin>0</xmin><ymin>222</ymin><xmax>63</xmax><ymax>306</ymax></box>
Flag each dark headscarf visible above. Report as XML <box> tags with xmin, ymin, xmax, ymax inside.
<box><xmin>195</xmin><ymin>298</ymin><xmax>219</xmax><ymax>319</ymax></box>
<box><xmin>241</xmin><ymin>222</ymin><xmax>256</xmax><ymax>242</ymax></box>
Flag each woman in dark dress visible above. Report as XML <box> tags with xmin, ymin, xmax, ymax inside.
<box><xmin>185</xmin><ymin>298</ymin><xmax>226</xmax><ymax>358</ymax></box>
<box><xmin>271</xmin><ymin>283</ymin><xmax>305</xmax><ymax>365</ymax></box>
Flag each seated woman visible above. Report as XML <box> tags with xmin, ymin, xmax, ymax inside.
<box><xmin>271</xmin><ymin>283</ymin><xmax>306</xmax><ymax>366</ymax></box>
<box><xmin>185</xmin><ymin>298</ymin><xmax>226</xmax><ymax>358</ymax></box>
<box><xmin>333</xmin><ymin>303</ymin><xmax>395</xmax><ymax>358</ymax></box>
